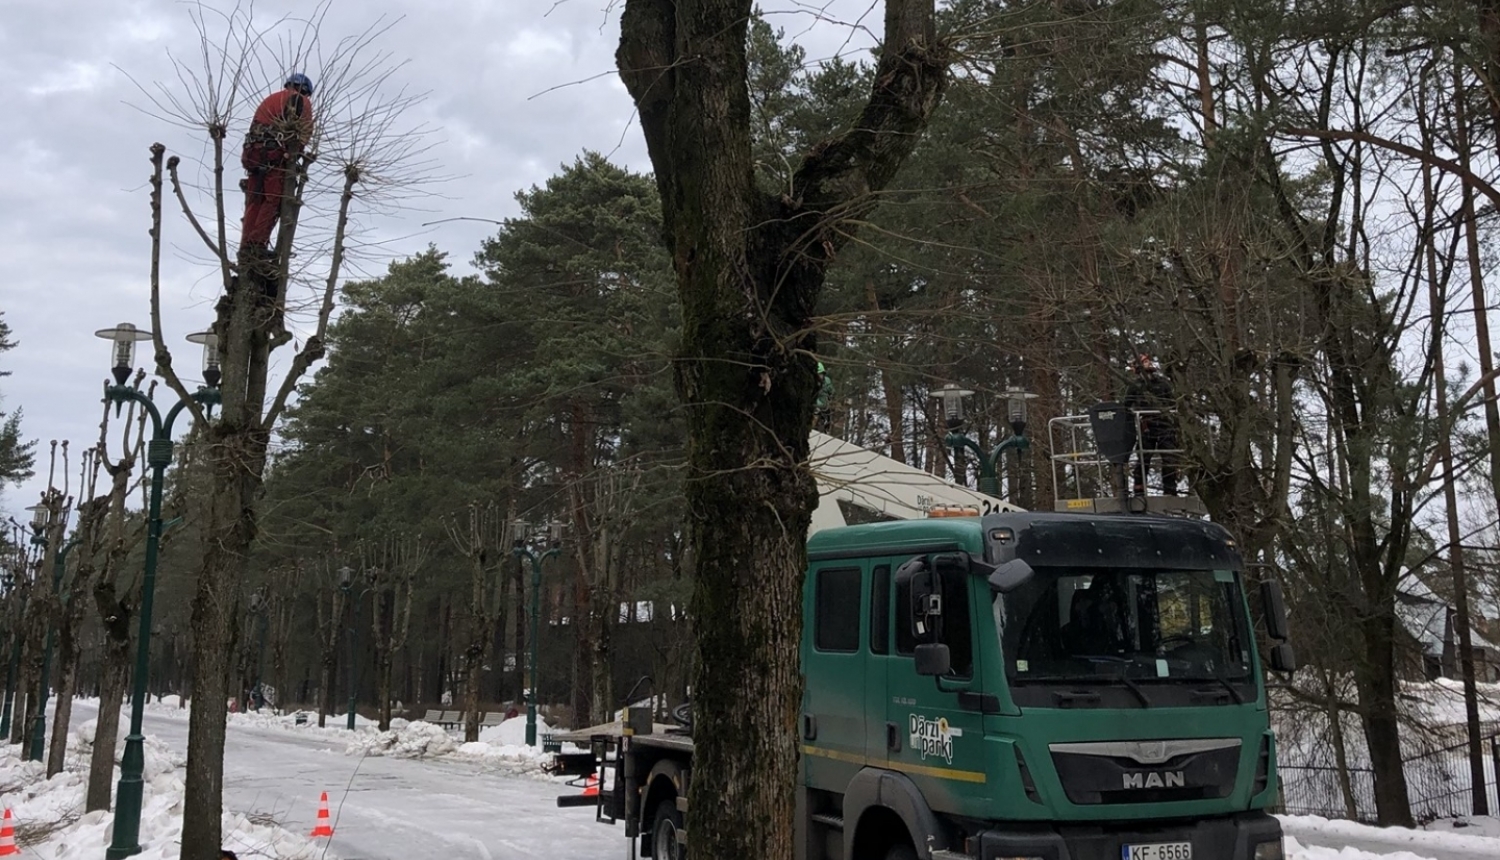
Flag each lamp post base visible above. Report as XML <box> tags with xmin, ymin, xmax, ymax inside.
<box><xmin>346</xmin><ymin>698</ymin><xmax>356</xmax><ymax>731</ymax></box>
<box><xmin>106</xmin><ymin>732</ymin><xmax>148</xmax><ymax>858</ymax></box>
<box><xmin>525</xmin><ymin>704</ymin><xmax>537</xmax><ymax>747</ymax></box>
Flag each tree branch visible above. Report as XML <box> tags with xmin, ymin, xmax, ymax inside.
<box><xmin>166</xmin><ymin>156</ymin><xmax>234</xmax><ymax>272</ymax></box>
<box><xmin>148</xmin><ymin>145</ymin><xmax>208</xmax><ymax>427</ymax></box>
<box><xmin>616</xmin><ymin>0</ymin><xmax>679</xmax><ymax>234</ymax></box>
<box><xmin>1281</xmin><ymin>126</ymin><xmax>1500</xmax><ymax>210</ymax></box>
<box><xmin>262</xmin><ymin>163</ymin><xmax>360</xmax><ymax>430</ymax></box>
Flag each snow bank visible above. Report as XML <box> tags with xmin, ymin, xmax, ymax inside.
<box><xmin>3</xmin><ymin>729</ymin><xmax>327</xmax><ymax>860</ymax></box>
<box><xmin>345</xmin><ymin>720</ymin><xmax>456</xmax><ymax>759</ymax></box>
<box><xmin>478</xmin><ymin>714</ymin><xmax>552</xmax><ymax>746</ymax></box>
<box><xmin>1284</xmin><ymin>836</ymin><xmax>1429</xmax><ymax>859</ymax></box>
<box><xmin>1281</xmin><ymin>814</ymin><xmax>1500</xmax><ymax>857</ymax></box>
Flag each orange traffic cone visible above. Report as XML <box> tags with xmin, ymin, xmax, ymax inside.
<box><xmin>582</xmin><ymin>773</ymin><xmax>600</xmax><ymax>797</ymax></box>
<box><xmin>0</xmin><ymin>808</ymin><xmax>19</xmax><ymax>857</ymax></box>
<box><xmin>309</xmin><ymin>792</ymin><xmax>334</xmax><ymax>838</ymax></box>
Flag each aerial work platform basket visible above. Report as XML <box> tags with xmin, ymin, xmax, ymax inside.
<box><xmin>1048</xmin><ymin>402</ymin><xmax>1206</xmax><ymax>516</ymax></box>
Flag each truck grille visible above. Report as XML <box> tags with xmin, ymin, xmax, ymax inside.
<box><xmin>1048</xmin><ymin>739</ymin><xmax>1241</xmax><ymax>805</ymax></box>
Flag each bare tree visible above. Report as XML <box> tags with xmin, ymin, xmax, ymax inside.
<box><xmin>444</xmin><ymin>503</ymin><xmax>510</xmax><ymax>743</ymax></box>
<box><xmin>83</xmin><ymin>376</ymin><xmax>151</xmax><ymax>811</ymax></box>
<box><xmin>312</xmin><ymin>557</ymin><xmax>347</xmax><ymax>729</ymax></box>
<box><xmin>615</xmin><ymin>1</ymin><xmax>950</xmax><ymax>854</ymax></box>
<box><xmin>364</xmin><ymin>535</ymin><xmax>425</xmax><ymax>730</ymax></box>
<box><xmin>126</xmin><ymin>4</ymin><xmax>433</xmax><ymax>853</ymax></box>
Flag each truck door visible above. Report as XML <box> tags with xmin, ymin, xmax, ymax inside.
<box><xmin>802</xmin><ymin>562</ymin><xmax>867</xmax><ymax>791</ymax></box>
<box><xmin>884</xmin><ymin>560</ymin><xmax>989</xmax><ymax>804</ymax></box>
<box><xmin>864</xmin><ymin>563</ymin><xmax>893</xmax><ymax>764</ymax></box>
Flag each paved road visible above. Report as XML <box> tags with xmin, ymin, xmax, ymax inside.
<box><xmin>69</xmin><ymin>703</ymin><xmax>1500</xmax><ymax>860</ymax></box>
<box><xmin>74</xmin><ymin>702</ymin><xmax>625</xmax><ymax>860</ymax></box>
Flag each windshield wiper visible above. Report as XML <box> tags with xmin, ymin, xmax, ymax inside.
<box><xmin>1103</xmin><ymin>670</ymin><xmax>1151</xmax><ymax>708</ymax></box>
<box><xmin>1200</xmin><ymin>671</ymin><xmax>1245</xmax><ymax>705</ymax></box>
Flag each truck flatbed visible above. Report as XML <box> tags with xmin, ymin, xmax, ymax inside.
<box><xmin>553</xmin><ymin>721</ymin><xmax>695</xmax><ymax>754</ymax></box>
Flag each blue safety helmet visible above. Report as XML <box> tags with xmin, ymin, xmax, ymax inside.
<box><xmin>285</xmin><ymin>73</ymin><xmax>314</xmax><ymax>96</ymax></box>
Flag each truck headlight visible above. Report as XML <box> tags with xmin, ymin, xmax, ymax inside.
<box><xmin>1253</xmin><ymin>838</ymin><xmax>1284</xmax><ymax>860</ymax></box>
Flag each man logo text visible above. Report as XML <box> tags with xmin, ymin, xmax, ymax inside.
<box><xmin>1122</xmin><ymin>771</ymin><xmax>1185</xmax><ymax>789</ymax></box>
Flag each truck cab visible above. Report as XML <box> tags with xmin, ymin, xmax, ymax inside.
<box><xmin>800</xmin><ymin>511</ymin><xmax>1290</xmax><ymax>860</ymax></box>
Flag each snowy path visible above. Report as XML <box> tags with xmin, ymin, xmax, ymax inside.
<box><xmin>73</xmin><ymin>703</ymin><xmax>624</xmax><ymax>860</ymax></box>
<box><xmin>66</xmin><ymin>703</ymin><xmax>1500</xmax><ymax>860</ymax></box>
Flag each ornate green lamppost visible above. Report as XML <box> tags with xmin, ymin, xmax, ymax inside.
<box><xmin>101</xmin><ymin>322</ymin><xmax>221</xmax><ymax>860</ymax></box>
<box><xmin>511</xmin><ymin>521</ymin><xmax>563</xmax><ymax>747</ymax></box>
<box><xmin>934</xmin><ymin>383</ymin><xmax>1037</xmax><ymax>499</ymax></box>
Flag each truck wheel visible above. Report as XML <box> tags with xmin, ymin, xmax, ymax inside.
<box><xmin>651</xmin><ymin>801</ymin><xmax>685</xmax><ymax>860</ymax></box>
<box><xmin>883</xmin><ymin>844</ymin><xmax>917</xmax><ymax>860</ymax></box>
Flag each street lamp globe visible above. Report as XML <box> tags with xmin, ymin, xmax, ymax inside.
<box><xmin>934</xmin><ymin>383</ymin><xmax>975</xmax><ymax>431</ymax></box>
<box><xmin>186</xmin><ymin>330</ymin><xmax>222</xmax><ymax>388</ymax></box>
<box><xmin>1004</xmin><ymin>386</ymin><xmax>1039</xmax><ymax>437</ymax></box>
<box><xmin>25</xmin><ymin>503</ymin><xmax>50</xmax><ymax>545</ymax></box>
<box><xmin>547</xmin><ymin>521</ymin><xmax>565</xmax><ymax>547</ymax></box>
<box><xmin>338</xmin><ymin>565</ymin><xmax>353</xmax><ymax>589</ymax></box>
<box><xmin>94</xmin><ymin>323</ymin><xmax>154</xmax><ymax>386</ymax></box>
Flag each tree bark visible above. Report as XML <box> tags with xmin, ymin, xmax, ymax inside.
<box><xmin>46</xmin><ymin>605</ymin><xmax>83</xmax><ymax>777</ymax></box>
<box><xmin>617</xmin><ymin>1</ymin><xmax>948</xmax><ymax>855</ymax></box>
<box><xmin>180</xmin><ymin>344</ymin><xmax>272</xmax><ymax>858</ymax></box>
<box><xmin>86</xmin><ymin>637</ymin><xmax>130</xmax><ymax>812</ymax></box>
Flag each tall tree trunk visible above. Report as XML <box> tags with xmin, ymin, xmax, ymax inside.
<box><xmin>1450</xmin><ymin>69</ymin><xmax>1494</xmax><ymax>814</ymax></box>
<box><xmin>47</xmin><ymin>610</ymin><xmax>82</xmax><ymax>777</ymax></box>
<box><xmin>1354</xmin><ymin>614</ymin><xmax>1411</xmax><ymax>826</ymax></box>
<box><xmin>378</xmin><ymin>651</ymin><xmax>394</xmax><ymax>731</ymax></box>
<box><xmin>463</xmin><ymin>638</ymin><xmax>484</xmax><ymax>743</ymax></box>
<box><xmin>86</xmin><ymin>639</ymin><xmax>130</xmax><ymax>812</ymax></box>
<box><xmin>318</xmin><ymin>657</ymin><xmax>335</xmax><ymax>729</ymax></box>
<box><xmin>617</xmin><ymin>1</ymin><xmax>947</xmax><ymax>854</ymax></box>
<box><xmin>589</xmin><ymin>582</ymin><xmax>613</xmax><ymax>725</ymax></box>
<box><xmin>181</xmin><ymin>415</ymin><xmax>268</xmax><ymax>858</ymax></box>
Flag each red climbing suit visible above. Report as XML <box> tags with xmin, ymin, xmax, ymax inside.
<box><xmin>240</xmin><ymin>87</ymin><xmax>314</xmax><ymax>251</ymax></box>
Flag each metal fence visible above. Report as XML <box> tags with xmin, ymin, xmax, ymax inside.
<box><xmin>1278</xmin><ymin>733</ymin><xmax>1500</xmax><ymax>823</ymax></box>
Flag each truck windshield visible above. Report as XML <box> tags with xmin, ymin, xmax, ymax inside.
<box><xmin>993</xmin><ymin>568</ymin><xmax>1254</xmax><ymax>686</ymax></box>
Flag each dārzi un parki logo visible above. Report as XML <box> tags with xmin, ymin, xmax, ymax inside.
<box><xmin>908</xmin><ymin>714</ymin><xmax>961</xmax><ymax>764</ymax></box>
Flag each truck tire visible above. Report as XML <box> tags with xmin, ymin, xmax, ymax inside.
<box><xmin>883</xmin><ymin>844</ymin><xmax>917</xmax><ymax>860</ymax></box>
<box><xmin>651</xmin><ymin>801</ymin><xmax>685</xmax><ymax>860</ymax></box>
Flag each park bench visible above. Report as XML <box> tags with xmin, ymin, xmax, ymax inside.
<box><xmin>419</xmin><ymin>709</ymin><xmax>463</xmax><ymax>728</ymax></box>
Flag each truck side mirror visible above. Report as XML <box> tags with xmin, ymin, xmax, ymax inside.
<box><xmin>914</xmin><ymin>643</ymin><xmax>951</xmax><ymax>676</ymax></box>
<box><xmin>1269</xmin><ymin>642</ymin><xmax>1298</xmax><ymax>674</ymax></box>
<box><xmin>1260</xmin><ymin>580</ymin><xmax>1290</xmax><ymax>641</ymax></box>
<box><xmin>988</xmin><ymin>558</ymin><xmax>1034</xmax><ymax>593</ymax></box>
<box><xmin>897</xmin><ymin>555</ymin><xmax>944</xmax><ymax>642</ymax></box>
<box><xmin>913</xmin><ymin>579</ymin><xmax>942</xmax><ymax>639</ymax></box>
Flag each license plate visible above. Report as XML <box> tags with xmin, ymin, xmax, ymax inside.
<box><xmin>1123</xmin><ymin>843</ymin><xmax>1192</xmax><ymax>860</ymax></box>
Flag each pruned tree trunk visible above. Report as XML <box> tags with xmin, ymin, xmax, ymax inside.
<box><xmin>86</xmin><ymin>630</ymin><xmax>131</xmax><ymax>812</ymax></box>
<box><xmin>616</xmin><ymin>1</ymin><xmax>948</xmax><ymax>854</ymax></box>
<box><xmin>46</xmin><ymin>603</ymin><xmax>83</xmax><ymax>776</ymax></box>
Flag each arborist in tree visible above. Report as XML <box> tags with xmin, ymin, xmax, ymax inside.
<box><xmin>239</xmin><ymin>73</ymin><xmax>315</xmax><ymax>283</ymax></box>
<box><xmin>814</xmin><ymin>360</ymin><xmax>834</xmax><ymax>432</ymax></box>
<box><xmin>1123</xmin><ymin>353</ymin><xmax>1179</xmax><ymax>496</ymax></box>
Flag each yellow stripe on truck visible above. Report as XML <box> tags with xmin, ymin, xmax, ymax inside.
<box><xmin>801</xmin><ymin>745</ymin><xmax>987</xmax><ymax>784</ymax></box>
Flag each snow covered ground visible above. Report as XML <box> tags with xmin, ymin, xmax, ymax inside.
<box><xmin>1</xmin><ymin>700</ymin><xmax>1494</xmax><ymax>859</ymax></box>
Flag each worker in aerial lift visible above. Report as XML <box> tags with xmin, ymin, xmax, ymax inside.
<box><xmin>1123</xmin><ymin>353</ymin><xmax>1179</xmax><ymax>496</ymax></box>
<box><xmin>239</xmin><ymin>73</ymin><xmax>315</xmax><ymax>277</ymax></box>
<box><xmin>814</xmin><ymin>360</ymin><xmax>834</xmax><ymax>432</ymax></box>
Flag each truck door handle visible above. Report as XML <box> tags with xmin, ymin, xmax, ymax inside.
<box><xmin>886</xmin><ymin>722</ymin><xmax>900</xmax><ymax>752</ymax></box>
<box><xmin>802</xmin><ymin>713</ymin><xmax>817</xmax><ymax>740</ymax></box>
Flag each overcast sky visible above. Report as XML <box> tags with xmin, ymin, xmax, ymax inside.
<box><xmin>0</xmin><ymin>0</ymin><xmax>880</xmax><ymax>524</ymax></box>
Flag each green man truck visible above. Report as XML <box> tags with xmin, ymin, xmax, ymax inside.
<box><xmin>556</xmin><ymin>429</ymin><xmax>1295</xmax><ymax>860</ymax></box>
